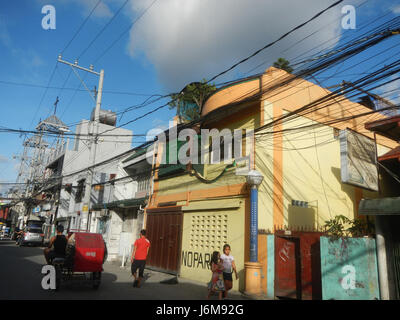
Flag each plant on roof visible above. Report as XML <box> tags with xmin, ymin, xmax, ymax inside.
<box><xmin>168</xmin><ymin>79</ymin><xmax>217</xmax><ymax>123</ymax></box>
<box><xmin>273</xmin><ymin>58</ymin><xmax>293</xmax><ymax>73</ymax></box>
<box><xmin>324</xmin><ymin>215</ymin><xmax>369</xmax><ymax>239</ymax></box>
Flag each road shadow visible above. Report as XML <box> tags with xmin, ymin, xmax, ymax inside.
<box><xmin>0</xmin><ymin>243</ymin><xmax>250</xmax><ymax>300</ymax></box>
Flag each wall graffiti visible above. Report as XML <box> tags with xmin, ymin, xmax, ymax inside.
<box><xmin>341</xmin><ymin>265</ymin><xmax>356</xmax><ymax>290</ymax></box>
<box><xmin>181</xmin><ymin>251</ymin><xmax>211</xmax><ymax>269</ymax></box>
<box><xmin>278</xmin><ymin>242</ymin><xmax>290</xmax><ymax>262</ymax></box>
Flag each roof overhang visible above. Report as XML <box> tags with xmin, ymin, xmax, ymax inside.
<box><xmin>359</xmin><ymin>197</ymin><xmax>400</xmax><ymax>215</ymax></box>
<box><xmin>92</xmin><ymin>197</ymin><xmax>146</xmax><ymax>210</ymax></box>
<box><xmin>365</xmin><ymin>115</ymin><xmax>400</xmax><ymax>142</ymax></box>
<box><xmin>378</xmin><ymin>146</ymin><xmax>400</xmax><ymax>162</ymax></box>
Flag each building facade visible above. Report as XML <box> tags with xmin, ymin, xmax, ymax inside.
<box><xmin>145</xmin><ymin>67</ymin><xmax>399</xmax><ymax>294</ymax></box>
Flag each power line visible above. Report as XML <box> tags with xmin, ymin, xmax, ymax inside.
<box><xmin>77</xmin><ymin>0</ymin><xmax>130</xmax><ymax>60</ymax></box>
<box><xmin>63</xmin><ymin>16</ymin><xmax>400</xmax><ymax>135</ymax></box>
<box><xmin>206</xmin><ymin>0</ymin><xmax>344</xmax><ymax>83</ymax></box>
<box><xmin>61</xmin><ymin>0</ymin><xmax>102</xmax><ymax>55</ymax></box>
<box><xmin>29</xmin><ymin>62</ymin><xmax>58</xmax><ymax>129</ymax></box>
<box><xmin>94</xmin><ymin>0</ymin><xmax>159</xmax><ymax>63</ymax></box>
<box><xmin>0</xmin><ymin>80</ymin><xmax>159</xmax><ymax>96</ymax></box>
<box><xmin>10</xmin><ymin>17</ymin><xmax>400</xmax><ymax>197</ymax></box>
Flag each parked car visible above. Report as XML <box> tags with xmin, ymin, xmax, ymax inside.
<box><xmin>19</xmin><ymin>226</ymin><xmax>44</xmax><ymax>246</ymax></box>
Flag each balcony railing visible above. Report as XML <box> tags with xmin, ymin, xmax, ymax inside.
<box><xmin>134</xmin><ymin>175</ymin><xmax>151</xmax><ymax>198</ymax></box>
<box><xmin>137</xmin><ymin>176</ymin><xmax>151</xmax><ymax>193</ymax></box>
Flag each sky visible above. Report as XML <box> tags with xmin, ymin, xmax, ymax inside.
<box><xmin>0</xmin><ymin>0</ymin><xmax>399</xmax><ymax>193</ymax></box>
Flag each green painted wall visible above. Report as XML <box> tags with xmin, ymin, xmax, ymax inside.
<box><xmin>320</xmin><ymin>236</ymin><xmax>380</xmax><ymax>300</ymax></box>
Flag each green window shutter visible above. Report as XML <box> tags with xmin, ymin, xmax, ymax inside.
<box><xmin>192</xmin><ymin>135</ymin><xmax>205</xmax><ymax>177</ymax></box>
<box><xmin>158</xmin><ymin>139</ymin><xmax>187</xmax><ymax>178</ymax></box>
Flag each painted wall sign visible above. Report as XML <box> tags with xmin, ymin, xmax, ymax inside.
<box><xmin>341</xmin><ymin>265</ymin><xmax>356</xmax><ymax>290</ymax></box>
<box><xmin>181</xmin><ymin>251</ymin><xmax>211</xmax><ymax>270</ymax></box>
<box><xmin>278</xmin><ymin>241</ymin><xmax>290</xmax><ymax>262</ymax></box>
<box><xmin>339</xmin><ymin>129</ymin><xmax>378</xmax><ymax>191</ymax></box>
<box><xmin>320</xmin><ymin>237</ymin><xmax>380</xmax><ymax>300</ymax></box>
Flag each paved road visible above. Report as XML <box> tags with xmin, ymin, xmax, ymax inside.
<box><xmin>0</xmin><ymin>240</ymin><xmax>248</xmax><ymax>300</ymax></box>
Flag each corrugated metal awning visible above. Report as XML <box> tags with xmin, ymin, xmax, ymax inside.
<box><xmin>92</xmin><ymin>197</ymin><xmax>146</xmax><ymax>210</ymax></box>
<box><xmin>359</xmin><ymin>197</ymin><xmax>400</xmax><ymax>215</ymax></box>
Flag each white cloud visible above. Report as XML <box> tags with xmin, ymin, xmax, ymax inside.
<box><xmin>74</xmin><ymin>0</ymin><xmax>113</xmax><ymax>18</ymax></box>
<box><xmin>391</xmin><ymin>5</ymin><xmax>400</xmax><ymax>14</ymax></box>
<box><xmin>126</xmin><ymin>0</ymin><xmax>347</xmax><ymax>91</ymax></box>
<box><xmin>0</xmin><ymin>155</ymin><xmax>8</xmax><ymax>164</ymax></box>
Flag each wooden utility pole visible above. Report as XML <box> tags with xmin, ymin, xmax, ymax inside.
<box><xmin>57</xmin><ymin>55</ymin><xmax>104</xmax><ymax>231</ymax></box>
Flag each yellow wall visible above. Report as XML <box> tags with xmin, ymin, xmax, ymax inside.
<box><xmin>179</xmin><ymin>199</ymin><xmax>246</xmax><ymax>292</ymax></box>
<box><xmin>256</xmin><ymin>99</ymin><xmax>393</xmax><ymax>232</ymax></box>
<box><xmin>150</xmin><ymin>110</ymin><xmax>259</xmax><ymax>290</ymax></box>
<box><xmin>151</xmin><ymin>67</ymin><xmax>400</xmax><ymax>289</ymax></box>
<box><xmin>154</xmin><ymin>105</ymin><xmax>259</xmax><ymax>202</ymax></box>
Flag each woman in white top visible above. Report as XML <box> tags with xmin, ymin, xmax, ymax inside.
<box><xmin>220</xmin><ymin>244</ymin><xmax>238</xmax><ymax>299</ymax></box>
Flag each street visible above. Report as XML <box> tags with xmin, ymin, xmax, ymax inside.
<box><xmin>0</xmin><ymin>239</ymin><xmax>248</xmax><ymax>300</ymax></box>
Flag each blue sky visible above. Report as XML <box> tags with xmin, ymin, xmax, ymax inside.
<box><xmin>0</xmin><ymin>0</ymin><xmax>399</xmax><ymax>190</ymax></box>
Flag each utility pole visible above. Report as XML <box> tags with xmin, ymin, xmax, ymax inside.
<box><xmin>57</xmin><ymin>55</ymin><xmax>104</xmax><ymax>232</ymax></box>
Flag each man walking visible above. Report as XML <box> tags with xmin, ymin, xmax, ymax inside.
<box><xmin>131</xmin><ymin>229</ymin><xmax>150</xmax><ymax>288</ymax></box>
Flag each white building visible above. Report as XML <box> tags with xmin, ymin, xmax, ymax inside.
<box><xmin>43</xmin><ymin>115</ymin><xmax>156</xmax><ymax>263</ymax></box>
<box><xmin>91</xmin><ymin>144</ymin><xmax>154</xmax><ymax>262</ymax></box>
<box><xmin>44</xmin><ymin>118</ymin><xmax>132</xmax><ymax>233</ymax></box>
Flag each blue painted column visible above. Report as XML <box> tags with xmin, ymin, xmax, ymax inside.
<box><xmin>250</xmin><ymin>186</ymin><xmax>258</xmax><ymax>262</ymax></box>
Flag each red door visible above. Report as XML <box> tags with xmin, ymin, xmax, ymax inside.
<box><xmin>146</xmin><ymin>211</ymin><xmax>183</xmax><ymax>274</ymax></box>
<box><xmin>275</xmin><ymin>236</ymin><xmax>301</xmax><ymax>299</ymax></box>
<box><xmin>299</xmin><ymin>233</ymin><xmax>323</xmax><ymax>300</ymax></box>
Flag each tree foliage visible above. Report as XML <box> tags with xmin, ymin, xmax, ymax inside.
<box><xmin>168</xmin><ymin>79</ymin><xmax>217</xmax><ymax>123</ymax></box>
<box><xmin>273</xmin><ymin>57</ymin><xmax>293</xmax><ymax>73</ymax></box>
<box><xmin>324</xmin><ymin>215</ymin><xmax>369</xmax><ymax>239</ymax></box>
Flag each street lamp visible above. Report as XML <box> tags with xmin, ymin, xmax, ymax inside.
<box><xmin>245</xmin><ymin>169</ymin><xmax>264</xmax><ymax>296</ymax></box>
<box><xmin>246</xmin><ymin>170</ymin><xmax>263</xmax><ymax>262</ymax></box>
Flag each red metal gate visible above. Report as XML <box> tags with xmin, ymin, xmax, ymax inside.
<box><xmin>275</xmin><ymin>231</ymin><xmax>323</xmax><ymax>300</ymax></box>
<box><xmin>275</xmin><ymin>235</ymin><xmax>301</xmax><ymax>299</ymax></box>
<box><xmin>145</xmin><ymin>209</ymin><xmax>183</xmax><ymax>274</ymax></box>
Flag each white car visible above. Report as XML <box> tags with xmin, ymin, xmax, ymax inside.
<box><xmin>19</xmin><ymin>227</ymin><xmax>44</xmax><ymax>246</ymax></box>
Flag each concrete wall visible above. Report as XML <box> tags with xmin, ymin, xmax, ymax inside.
<box><xmin>320</xmin><ymin>236</ymin><xmax>380</xmax><ymax>300</ymax></box>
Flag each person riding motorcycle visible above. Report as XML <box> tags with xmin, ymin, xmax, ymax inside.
<box><xmin>43</xmin><ymin>225</ymin><xmax>67</xmax><ymax>264</ymax></box>
<box><xmin>14</xmin><ymin>227</ymin><xmax>23</xmax><ymax>244</ymax></box>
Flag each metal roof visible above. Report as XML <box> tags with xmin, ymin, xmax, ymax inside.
<box><xmin>359</xmin><ymin>197</ymin><xmax>400</xmax><ymax>215</ymax></box>
<box><xmin>36</xmin><ymin>115</ymin><xmax>69</xmax><ymax>133</ymax></box>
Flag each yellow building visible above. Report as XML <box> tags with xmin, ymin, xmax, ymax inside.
<box><xmin>144</xmin><ymin>67</ymin><xmax>399</xmax><ymax>293</ymax></box>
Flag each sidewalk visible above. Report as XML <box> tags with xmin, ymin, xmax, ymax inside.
<box><xmin>104</xmin><ymin>261</ymin><xmax>253</xmax><ymax>300</ymax></box>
